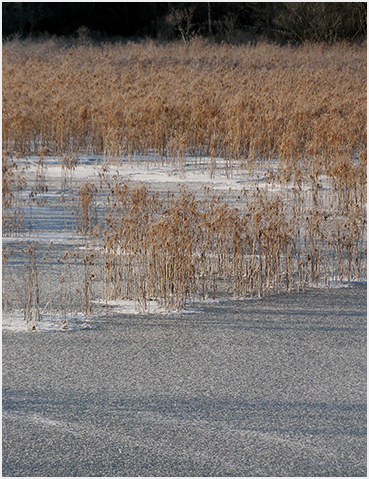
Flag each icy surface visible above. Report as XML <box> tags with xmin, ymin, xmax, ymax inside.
<box><xmin>2</xmin><ymin>155</ymin><xmax>366</xmax><ymax>476</ymax></box>
<box><xmin>3</xmin><ymin>284</ymin><xmax>367</xmax><ymax>476</ymax></box>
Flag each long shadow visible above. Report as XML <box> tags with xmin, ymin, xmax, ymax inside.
<box><xmin>3</xmin><ymin>388</ymin><xmax>366</xmax><ymax>439</ymax></box>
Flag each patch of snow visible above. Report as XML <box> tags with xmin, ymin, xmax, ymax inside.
<box><xmin>94</xmin><ymin>298</ymin><xmax>200</xmax><ymax>315</ymax></box>
<box><xmin>2</xmin><ymin>312</ymin><xmax>93</xmax><ymax>332</ymax></box>
<box><xmin>2</xmin><ymin>233</ymin><xmax>81</xmax><ymax>244</ymax></box>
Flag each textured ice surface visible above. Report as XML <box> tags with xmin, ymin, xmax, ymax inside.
<box><xmin>2</xmin><ymin>284</ymin><xmax>366</xmax><ymax>476</ymax></box>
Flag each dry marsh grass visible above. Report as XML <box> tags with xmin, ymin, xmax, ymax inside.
<box><xmin>91</xmin><ymin>175</ymin><xmax>365</xmax><ymax>310</ymax></box>
<box><xmin>2</xmin><ymin>37</ymin><xmax>367</xmax><ymax>318</ymax></box>
<box><xmin>2</xmin><ymin>169</ymin><xmax>366</xmax><ymax>317</ymax></box>
<box><xmin>3</xmin><ymin>38</ymin><xmax>366</xmax><ymax>177</ymax></box>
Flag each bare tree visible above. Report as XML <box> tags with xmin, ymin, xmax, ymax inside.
<box><xmin>166</xmin><ymin>5</ymin><xmax>196</xmax><ymax>43</ymax></box>
<box><xmin>207</xmin><ymin>2</ymin><xmax>212</xmax><ymax>36</ymax></box>
<box><xmin>3</xmin><ymin>2</ymin><xmax>53</xmax><ymax>36</ymax></box>
<box><xmin>274</xmin><ymin>2</ymin><xmax>367</xmax><ymax>43</ymax></box>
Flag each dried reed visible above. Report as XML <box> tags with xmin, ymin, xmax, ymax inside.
<box><xmin>2</xmin><ymin>38</ymin><xmax>366</xmax><ymax>315</ymax></box>
<box><xmin>3</xmin><ymin>39</ymin><xmax>366</xmax><ymax>190</ymax></box>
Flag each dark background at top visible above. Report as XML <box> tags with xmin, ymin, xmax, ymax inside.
<box><xmin>2</xmin><ymin>2</ymin><xmax>367</xmax><ymax>43</ymax></box>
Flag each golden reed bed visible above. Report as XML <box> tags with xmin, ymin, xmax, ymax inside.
<box><xmin>3</xmin><ymin>38</ymin><xmax>366</xmax><ymax>168</ymax></box>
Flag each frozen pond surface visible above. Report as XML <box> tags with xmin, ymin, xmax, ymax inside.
<box><xmin>2</xmin><ymin>283</ymin><xmax>366</xmax><ymax>477</ymax></box>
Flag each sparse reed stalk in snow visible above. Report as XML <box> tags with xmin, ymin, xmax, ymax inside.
<box><xmin>22</xmin><ymin>243</ymin><xmax>42</xmax><ymax>327</ymax></box>
<box><xmin>2</xmin><ymin>249</ymin><xmax>10</xmax><ymax>320</ymax></box>
<box><xmin>77</xmin><ymin>181</ymin><xmax>98</xmax><ymax>237</ymax></box>
<box><xmin>2</xmin><ymin>155</ymin><xmax>26</xmax><ymax>236</ymax></box>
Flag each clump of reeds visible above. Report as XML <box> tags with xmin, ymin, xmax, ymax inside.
<box><xmin>23</xmin><ymin>242</ymin><xmax>42</xmax><ymax>327</ymax></box>
<box><xmin>77</xmin><ymin>180</ymin><xmax>98</xmax><ymax>237</ymax></box>
<box><xmin>79</xmin><ymin>249</ymin><xmax>97</xmax><ymax>316</ymax></box>
<box><xmin>34</xmin><ymin>148</ymin><xmax>49</xmax><ymax>194</ymax></box>
<box><xmin>61</xmin><ymin>153</ymin><xmax>78</xmax><ymax>191</ymax></box>
<box><xmin>2</xmin><ymin>167</ymin><xmax>367</xmax><ymax>318</ymax></box>
<box><xmin>2</xmin><ymin>242</ymin><xmax>43</xmax><ymax>328</ymax></box>
<box><xmin>2</xmin><ymin>154</ymin><xmax>26</xmax><ymax>236</ymax></box>
<box><xmin>81</xmin><ymin>175</ymin><xmax>366</xmax><ymax>312</ymax></box>
<box><xmin>2</xmin><ymin>249</ymin><xmax>10</xmax><ymax>320</ymax></box>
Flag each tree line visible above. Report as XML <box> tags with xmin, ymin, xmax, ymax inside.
<box><xmin>2</xmin><ymin>2</ymin><xmax>367</xmax><ymax>43</ymax></box>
